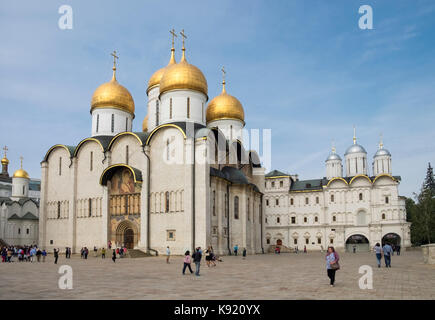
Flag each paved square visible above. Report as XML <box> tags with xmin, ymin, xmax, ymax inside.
<box><xmin>0</xmin><ymin>250</ymin><xmax>434</xmax><ymax>300</ymax></box>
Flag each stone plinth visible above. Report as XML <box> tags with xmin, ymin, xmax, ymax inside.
<box><xmin>421</xmin><ymin>244</ymin><xmax>435</xmax><ymax>264</ymax></box>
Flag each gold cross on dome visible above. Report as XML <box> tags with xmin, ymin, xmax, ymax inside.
<box><xmin>20</xmin><ymin>156</ymin><xmax>23</xmax><ymax>169</ymax></box>
<box><xmin>3</xmin><ymin>146</ymin><xmax>8</xmax><ymax>158</ymax></box>
<box><xmin>111</xmin><ymin>50</ymin><xmax>119</xmax><ymax>69</ymax></box>
<box><xmin>179</xmin><ymin>29</ymin><xmax>187</xmax><ymax>48</ymax></box>
<box><xmin>170</xmin><ymin>29</ymin><xmax>177</xmax><ymax>48</ymax></box>
<box><xmin>221</xmin><ymin>66</ymin><xmax>226</xmax><ymax>82</ymax></box>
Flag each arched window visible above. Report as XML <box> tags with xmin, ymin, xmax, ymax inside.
<box><xmin>125</xmin><ymin>145</ymin><xmax>129</xmax><ymax>164</ymax></box>
<box><xmin>359</xmin><ymin>193</ymin><xmax>363</xmax><ymax>201</ymax></box>
<box><xmin>234</xmin><ymin>196</ymin><xmax>239</xmax><ymax>219</ymax></box>
<box><xmin>290</xmin><ymin>198</ymin><xmax>294</xmax><ymax>205</ymax></box>
<box><xmin>247</xmin><ymin>198</ymin><xmax>250</xmax><ymax>221</ymax></box>
<box><xmin>170</xmin><ymin>98</ymin><xmax>173</xmax><ymax>119</ymax></box>
<box><xmin>165</xmin><ymin>192</ymin><xmax>170</xmax><ymax>213</ymax></box>
<box><xmin>382</xmin><ymin>213</ymin><xmax>386</xmax><ymax>220</ymax></box>
<box><xmin>18</xmin><ymin>228</ymin><xmax>21</xmax><ymax>234</ymax></box>
<box><xmin>304</xmin><ymin>217</ymin><xmax>307</xmax><ymax>223</ymax></box>
<box><xmin>266</xmin><ymin>199</ymin><xmax>269</xmax><ymax>206</ymax></box>
<box><xmin>125</xmin><ymin>117</ymin><xmax>128</xmax><ymax>131</ymax></box>
<box><xmin>187</xmin><ymin>97</ymin><xmax>190</xmax><ymax>118</ymax></box>
<box><xmin>59</xmin><ymin>157</ymin><xmax>62</xmax><ymax>176</ymax></box>
<box><xmin>305</xmin><ymin>197</ymin><xmax>309</xmax><ymax>205</ymax></box>
<box><xmin>90</xmin><ymin>151</ymin><xmax>93</xmax><ymax>171</ymax></box>
<box><xmin>89</xmin><ymin>198</ymin><xmax>92</xmax><ymax>217</ymax></box>
<box><xmin>316</xmin><ymin>197</ymin><xmax>319</xmax><ymax>204</ymax></box>
<box><xmin>332</xmin><ymin>215</ymin><xmax>336</xmax><ymax>222</ymax></box>
<box><xmin>166</xmin><ymin>139</ymin><xmax>170</xmax><ymax>161</ymax></box>
<box><xmin>315</xmin><ymin>216</ymin><xmax>318</xmax><ymax>223</ymax></box>
<box><xmin>57</xmin><ymin>201</ymin><xmax>61</xmax><ymax>219</ymax></box>
<box><xmin>277</xmin><ymin>217</ymin><xmax>280</xmax><ymax>223</ymax></box>
<box><xmin>385</xmin><ymin>197</ymin><xmax>389</xmax><ymax>204</ymax></box>
<box><xmin>275</xmin><ymin>198</ymin><xmax>279</xmax><ymax>206</ymax></box>
<box><xmin>111</xmin><ymin>114</ymin><xmax>114</xmax><ymax>133</ymax></box>
<box><xmin>156</xmin><ymin>100</ymin><xmax>159</xmax><ymax>126</ymax></box>
<box><xmin>96</xmin><ymin>114</ymin><xmax>99</xmax><ymax>133</ymax></box>
<box><xmin>331</xmin><ymin>194</ymin><xmax>334</xmax><ymax>202</ymax></box>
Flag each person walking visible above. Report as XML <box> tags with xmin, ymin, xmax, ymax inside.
<box><xmin>36</xmin><ymin>248</ymin><xmax>42</xmax><ymax>262</ymax></box>
<box><xmin>373</xmin><ymin>243</ymin><xmax>382</xmax><ymax>268</ymax></box>
<box><xmin>94</xmin><ymin>246</ymin><xmax>98</xmax><ymax>257</ymax></box>
<box><xmin>112</xmin><ymin>249</ymin><xmax>116</xmax><ymax>263</ymax></box>
<box><xmin>233</xmin><ymin>244</ymin><xmax>238</xmax><ymax>256</ymax></box>
<box><xmin>166</xmin><ymin>246</ymin><xmax>171</xmax><ymax>264</ymax></box>
<box><xmin>304</xmin><ymin>245</ymin><xmax>307</xmax><ymax>253</ymax></box>
<box><xmin>193</xmin><ymin>247</ymin><xmax>202</xmax><ymax>276</ymax></box>
<box><xmin>242</xmin><ymin>248</ymin><xmax>247</xmax><ymax>259</ymax></box>
<box><xmin>325</xmin><ymin>246</ymin><xmax>340</xmax><ymax>287</ymax></box>
<box><xmin>101</xmin><ymin>248</ymin><xmax>106</xmax><ymax>259</ymax></box>
<box><xmin>182</xmin><ymin>250</ymin><xmax>193</xmax><ymax>275</ymax></box>
<box><xmin>54</xmin><ymin>248</ymin><xmax>59</xmax><ymax>264</ymax></box>
<box><xmin>396</xmin><ymin>244</ymin><xmax>401</xmax><ymax>256</ymax></box>
<box><xmin>382</xmin><ymin>242</ymin><xmax>393</xmax><ymax>268</ymax></box>
<box><xmin>205</xmin><ymin>247</ymin><xmax>212</xmax><ymax>267</ymax></box>
<box><xmin>42</xmin><ymin>249</ymin><xmax>47</xmax><ymax>262</ymax></box>
<box><xmin>353</xmin><ymin>245</ymin><xmax>357</xmax><ymax>253</ymax></box>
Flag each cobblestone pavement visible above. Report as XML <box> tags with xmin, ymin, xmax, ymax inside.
<box><xmin>0</xmin><ymin>251</ymin><xmax>434</xmax><ymax>300</ymax></box>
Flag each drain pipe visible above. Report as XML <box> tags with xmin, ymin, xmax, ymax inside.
<box><xmin>192</xmin><ymin>140</ymin><xmax>196</xmax><ymax>253</ymax></box>
<box><xmin>260</xmin><ymin>193</ymin><xmax>264</xmax><ymax>254</ymax></box>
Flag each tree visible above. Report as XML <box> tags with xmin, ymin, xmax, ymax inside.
<box><xmin>411</xmin><ymin>163</ymin><xmax>435</xmax><ymax>245</ymax></box>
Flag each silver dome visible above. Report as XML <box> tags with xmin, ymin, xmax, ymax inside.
<box><xmin>374</xmin><ymin>148</ymin><xmax>391</xmax><ymax>158</ymax></box>
<box><xmin>345</xmin><ymin>144</ymin><xmax>367</xmax><ymax>155</ymax></box>
<box><xmin>326</xmin><ymin>153</ymin><xmax>342</xmax><ymax>162</ymax></box>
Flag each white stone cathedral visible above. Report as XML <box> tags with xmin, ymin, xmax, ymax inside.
<box><xmin>264</xmin><ymin>133</ymin><xmax>411</xmax><ymax>252</ymax></box>
<box><xmin>39</xmin><ymin>33</ymin><xmax>266</xmax><ymax>255</ymax></box>
<box><xmin>0</xmin><ymin>151</ymin><xmax>40</xmax><ymax>246</ymax></box>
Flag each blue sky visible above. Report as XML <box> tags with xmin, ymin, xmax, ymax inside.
<box><xmin>1</xmin><ymin>0</ymin><xmax>434</xmax><ymax>197</ymax></box>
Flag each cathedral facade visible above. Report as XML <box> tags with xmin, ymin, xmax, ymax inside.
<box><xmin>0</xmin><ymin>152</ymin><xmax>40</xmax><ymax>246</ymax></box>
<box><xmin>264</xmin><ymin>135</ymin><xmax>411</xmax><ymax>252</ymax></box>
<box><xmin>39</xmin><ymin>35</ymin><xmax>266</xmax><ymax>255</ymax></box>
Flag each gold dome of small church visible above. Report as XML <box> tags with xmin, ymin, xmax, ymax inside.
<box><xmin>206</xmin><ymin>76</ymin><xmax>244</xmax><ymax>124</ymax></box>
<box><xmin>13</xmin><ymin>157</ymin><xmax>29</xmax><ymax>179</ymax></box>
<box><xmin>91</xmin><ymin>51</ymin><xmax>135</xmax><ymax>116</ymax></box>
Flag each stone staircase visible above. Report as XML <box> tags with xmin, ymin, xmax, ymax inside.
<box><xmin>0</xmin><ymin>239</ymin><xmax>8</xmax><ymax>247</ymax></box>
<box><xmin>126</xmin><ymin>249</ymin><xmax>151</xmax><ymax>258</ymax></box>
<box><xmin>268</xmin><ymin>245</ymin><xmax>294</xmax><ymax>254</ymax></box>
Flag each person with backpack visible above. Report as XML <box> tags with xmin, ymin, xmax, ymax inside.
<box><xmin>326</xmin><ymin>246</ymin><xmax>339</xmax><ymax>287</ymax></box>
<box><xmin>182</xmin><ymin>250</ymin><xmax>193</xmax><ymax>275</ymax></box>
<box><xmin>233</xmin><ymin>244</ymin><xmax>238</xmax><ymax>256</ymax></box>
<box><xmin>192</xmin><ymin>247</ymin><xmax>202</xmax><ymax>276</ymax></box>
<box><xmin>373</xmin><ymin>243</ymin><xmax>382</xmax><ymax>268</ymax></box>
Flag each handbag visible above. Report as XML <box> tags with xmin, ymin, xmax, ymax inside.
<box><xmin>330</xmin><ymin>261</ymin><xmax>340</xmax><ymax>270</ymax></box>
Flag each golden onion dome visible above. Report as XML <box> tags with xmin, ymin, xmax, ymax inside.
<box><xmin>147</xmin><ymin>49</ymin><xmax>176</xmax><ymax>94</ymax></box>
<box><xmin>142</xmin><ymin>114</ymin><xmax>149</xmax><ymax>132</ymax></box>
<box><xmin>159</xmin><ymin>49</ymin><xmax>208</xmax><ymax>98</ymax></box>
<box><xmin>1</xmin><ymin>157</ymin><xmax>9</xmax><ymax>165</ymax></box>
<box><xmin>13</xmin><ymin>168</ymin><xmax>29</xmax><ymax>179</ymax></box>
<box><xmin>206</xmin><ymin>81</ymin><xmax>244</xmax><ymax>123</ymax></box>
<box><xmin>91</xmin><ymin>66</ymin><xmax>135</xmax><ymax>116</ymax></box>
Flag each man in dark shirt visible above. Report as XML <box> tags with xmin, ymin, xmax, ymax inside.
<box><xmin>192</xmin><ymin>247</ymin><xmax>202</xmax><ymax>276</ymax></box>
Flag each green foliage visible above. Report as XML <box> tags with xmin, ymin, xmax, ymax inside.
<box><xmin>408</xmin><ymin>163</ymin><xmax>435</xmax><ymax>245</ymax></box>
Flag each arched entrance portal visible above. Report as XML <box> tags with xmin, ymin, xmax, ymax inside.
<box><xmin>346</xmin><ymin>234</ymin><xmax>370</xmax><ymax>252</ymax></box>
<box><xmin>276</xmin><ymin>239</ymin><xmax>282</xmax><ymax>246</ymax></box>
<box><xmin>115</xmin><ymin>220</ymin><xmax>139</xmax><ymax>249</ymax></box>
<box><xmin>382</xmin><ymin>233</ymin><xmax>401</xmax><ymax>246</ymax></box>
<box><xmin>124</xmin><ymin>228</ymin><xmax>134</xmax><ymax>249</ymax></box>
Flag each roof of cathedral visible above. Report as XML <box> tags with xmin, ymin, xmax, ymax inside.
<box><xmin>290</xmin><ymin>179</ymin><xmax>327</xmax><ymax>192</ymax></box>
<box><xmin>210</xmin><ymin>166</ymin><xmax>261</xmax><ymax>193</ymax></box>
<box><xmin>8</xmin><ymin>212</ymin><xmax>38</xmax><ymax>220</ymax></box>
<box><xmin>206</xmin><ymin>80</ymin><xmax>244</xmax><ymax>124</ymax></box>
<box><xmin>265</xmin><ymin>170</ymin><xmax>290</xmax><ymax>178</ymax></box>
